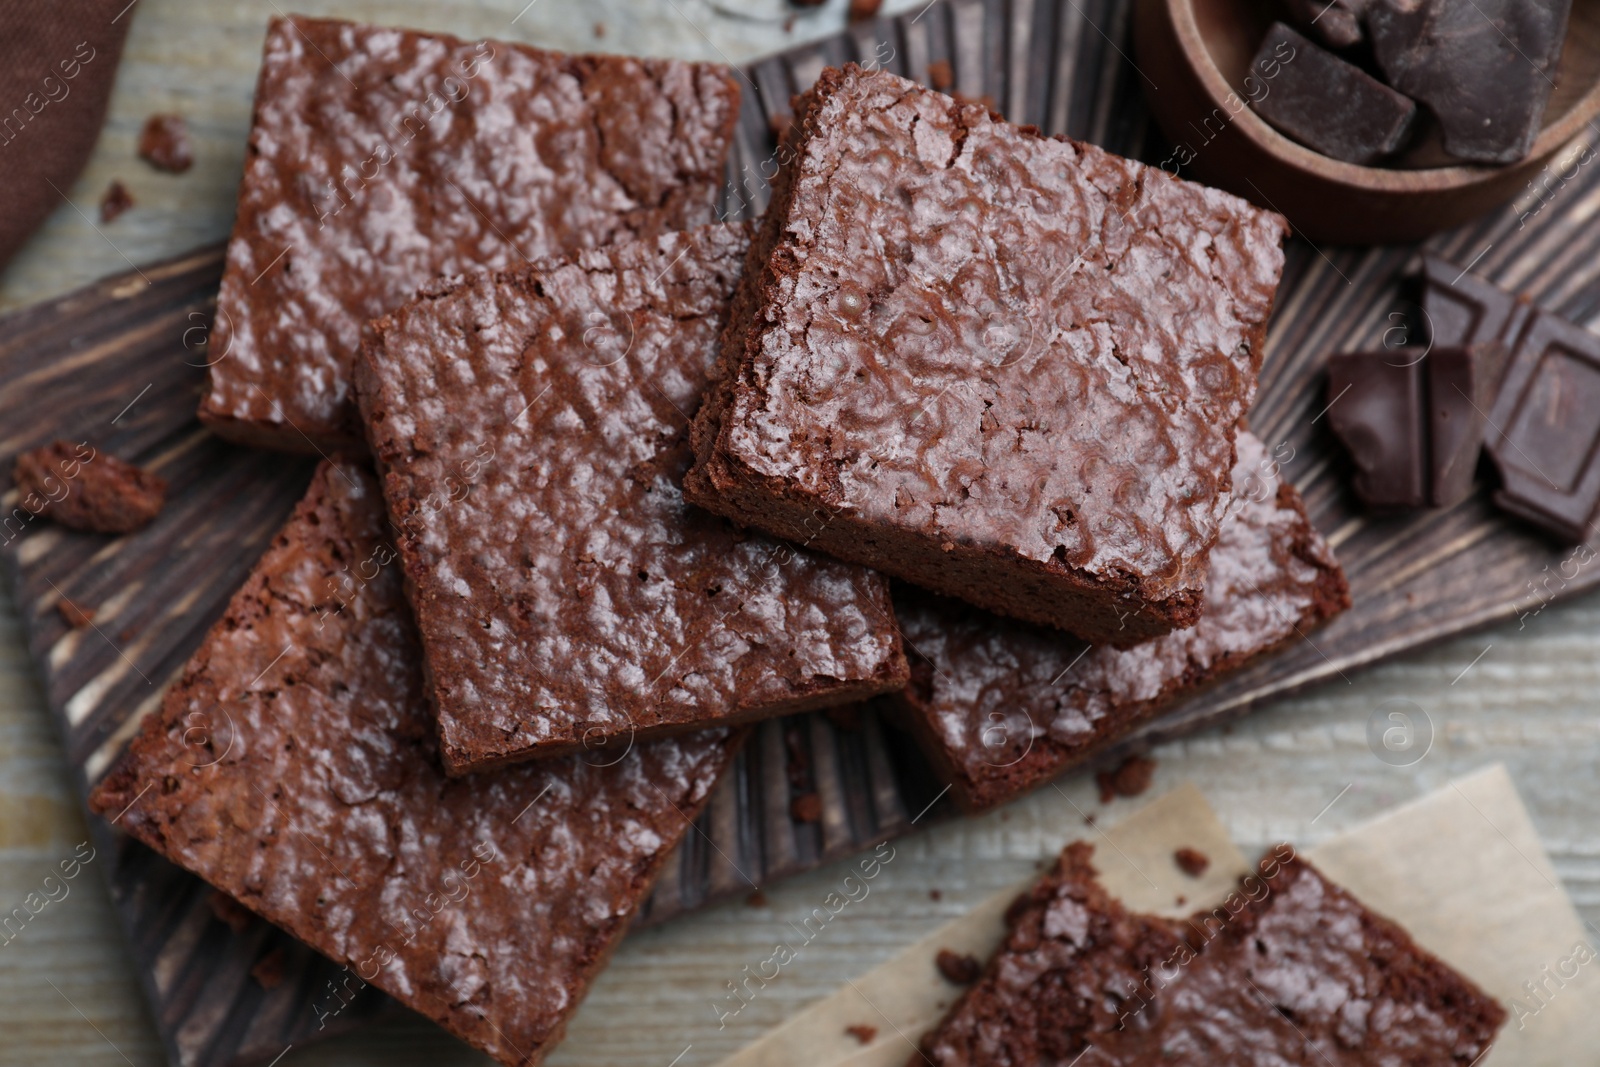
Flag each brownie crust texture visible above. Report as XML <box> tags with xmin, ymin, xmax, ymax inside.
<box><xmin>686</xmin><ymin>64</ymin><xmax>1288</xmax><ymax>645</ymax></box>
<box><xmin>918</xmin><ymin>842</ymin><xmax>1506</xmax><ymax>1066</ymax></box>
<box><xmin>89</xmin><ymin>461</ymin><xmax>741</xmax><ymax>1067</ymax></box>
<box><xmin>356</xmin><ymin>224</ymin><xmax>907</xmax><ymax>774</ymax></box>
<box><xmin>202</xmin><ymin>15</ymin><xmax>741</xmax><ymax>452</ymax></box>
<box><xmin>895</xmin><ymin>433</ymin><xmax>1348</xmax><ymax>811</ymax></box>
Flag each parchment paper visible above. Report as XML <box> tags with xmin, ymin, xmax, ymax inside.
<box><xmin>715</xmin><ymin>764</ymin><xmax>1598</xmax><ymax>1067</ymax></box>
<box><xmin>1308</xmin><ymin>763</ymin><xmax>1600</xmax><ymax>1065</ymax></box>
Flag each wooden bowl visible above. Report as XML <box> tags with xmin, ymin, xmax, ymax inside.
<box><xmin>1133</xmin><ymin>0</ymin><xmax>1600</xmax><ymax>244</ymax></box>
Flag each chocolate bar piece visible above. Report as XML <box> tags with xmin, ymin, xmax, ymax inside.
<box><xmin>1421</xmin><ymin>254</ymin><xmax>1534</xmax><ymax>349</ymax></box>
<box><xmin>1486</xmin><ymin>310</ymin><xmax>1600</xmax><ymax>542</ymax></box>
<box><xmin>1326</xmin><ymin>345</ymin><xmax>1504</xmax><ymax>509</ymax></box>
<box><xmin>1326</xmin><ymin>351</ymin><xmax>1428</xmax><ymax>507</ymax></box>
<box><xmin>1368</xmin><ymin>0</ymin><xmax>1571</xmax><ymax>164</ymax></box>
<box><xmin>1430</xmin><ymin>343</ymin><xmax>1510</xmax><ymax>506</ymax></box>
<box><xmin>1423</xmin><ymin>257</ymin><xmax>1600</xmax><ymax>540</ymax></box>
<box><xmin>1282</xmin><ymin>0</ymin><xmax>1366</xmax><ymax>49</ymax></box>
<box><xmin>1251</xmin><ymin>24</ymin><xmax>1416</xmax><ymax>165</ymax></box>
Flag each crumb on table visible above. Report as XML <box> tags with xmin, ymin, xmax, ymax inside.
<box><xmin>100</xmin><ymin>180</ymin><xmax>134</xmax><ymax>222</ymax></box>
<box><xmin>845</xmin><ymin>1024</ymin><xmax>877</xmax><ymax>1045</ymax></box>
<box><xmin>1096</xmin><ymin>754</ymin><xmax>1158</xmax><ymax>803</ymax></box>
<box><xmin>251</xmin><ymin>947</ymin><xmax>287</xmax><ymax>989</ymax></box>
<box><xmin>935</xmin><ymin>948</ymin><xmax>983</xmax><ymax>985</ymax></box>
<box><xmin>12</xmin><ymin>440</ymin><xmax>167</xmax><ymax>534</ymax></box>
<box><xmin>791</xmin><ymin>792</ymin><xmax>823</xmax><ymax>823</ymax></box>
<box><xmin>57</xmin><ymin>597</ymin><xmax>95</xmax><ymax>628</ymax></box>
<box><xmin>139</xmin><ymin>113</ymin><xmax>193</xmax><ymax>173</ymax></box>
<box><xmin>1174</xmin><ymin>846</ymin><xmax>1211</xmax><ymax>878</ymax></box>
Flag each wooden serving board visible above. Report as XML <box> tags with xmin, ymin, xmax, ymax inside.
<box><xmin>4</xmin><ymin>0</ymin><xmax>1600</xmax><ymax>1065</ymax></box>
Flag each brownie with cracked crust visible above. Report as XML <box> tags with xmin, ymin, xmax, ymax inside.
<box><xmin>685</xmin><ymin>63</ymin><xmax>1288</xmax><ymax>646</ymax></box>
<box><xmin>12</xmin><ymin>440</ymin><xmax>166</xmax><ymax>534</ymax></box>
<box><xmin>355</xmin><ymin>224</ymin><xmax>907</xmax><ymax>774</ymax></box>
<box><xmin>201</xmin><ymin>15</ymin><xmax>741</xmax><ymax>453</ymax></box>
<box><xmin>917</xmin><ymin>841</ymin><xmax>1506</xmax><ymax>1066</ymax></box>
<box><xmin>89</xmin><ymin>461</ymin><xmax>743</xmax><ymax>1067</ymax></box>
<box><xmin>893</xmin><ymin>433</ymin><xmax>1348</xmax><ymax>812</ymax></box>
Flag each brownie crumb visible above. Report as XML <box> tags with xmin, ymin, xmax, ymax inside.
<box><xmin>251</xmin><ymin>946</ymin><xmax>287</xmax><ymax>989</ymax></box>
<box><xmin>57</xmin><ymin>597</ymin><xmax>95</xmax><ymax>628</ymax></box>
<box><xmin>928</xmin><ymin>59</ymin><xmax>954</xmax><ymax>91</ymax></box>
<box><xmin>1175</xmin><ymin>894</ymin><xmax>1187</xmax><ymax>907</ymax></box>
<box><xmin>848</xmin><ymin>0</ymin><xmax>883</xmax><ymax>20</ymax></box>
<box><xmin>207</xmin><ymin>891</ymin><xmax>254</xmax><ymax>934</ymax></box>
<box><xmin>12</xmin><ymin>441</ymin><xmax>167</xmax><ymax>534</ymax></box>
<box><xmin>936</xmin><ymin>948</ymin><xmax>983</xmax><ymax>985</ymax></box>
<box><xmin>1174</xmin><ymin>846</ymin><xmax>1210</xmax><ymax>878</ymax></box>
<box><xmin>746</xmin><ymin>889</ymin><xmax>769</xmax><ymax>907</ymax></box>
<box><xmin>592</xmin><ymin>21</ymin><xmax>606</xmax><ymax>37</ymax></box>
<box><xmin>791</xmin><ymin>792</ymin><xmax>823</xmax><ymax>823</ymax></box>
<box><xmin>1096</xmin><ymin>754</ymin><xmax>1157</xmax><ymax>803</ymax></box>
<box><xmin>100</xmin><ymin>180</ymin><xmax>134</xmax><ymax>223</ymax></box>
<box><xmin>929</xmin><ymin>888</ymin><xmax>942</xmax><ymax>901</ymax></box>
<box><xmin>845</xmin><ymin>1024</ymin><xmax>877</xmax><ymax>1045</ymax></box>
<box><xmin>139</xmin><ymin>114</ymin><xmax>193</xmax><ymax>173</ymax></box>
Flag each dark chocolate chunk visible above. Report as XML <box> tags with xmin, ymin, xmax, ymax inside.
<box><xmin>1367</xmin><ymin>0</ymin><xmax>1571</xmax><ymax>164</ymax></box>
<box><xmin>1428</xmin><ymin>344</ymin><xmax>1510</xmax><ymax>506</ymax></box>
<box><xmin>1422</xmin><ymin>254</ymin><xmax>1535</xmax><ymax>350</ymax></box>
<box><xmin>1326</xmin><ymin>351</ymin><xmax>1429</xmax><ymax>507</ymax></box>
<box><xmin>1327</xmin><ymin>343</ymin><xmax>1506</xmax><ymax>509</ymax></box>
<box><xmin>1250</xmin><ymin>23</ymin><xmax>1417</xmax><ymax>164</ymax></box>
<box><xmin>1282</xmin><ymin>0</ymin><xmax>1366</xmax><ymax>49</ymax></box>
<box><xmin>1485</xmin><ymin>311</ymin><xmax>1600</xmax><ymax>542</ymax></box>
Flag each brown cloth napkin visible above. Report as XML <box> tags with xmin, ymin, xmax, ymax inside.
<box><xmin>0</xmin><ymin>0</ymin><xmax>136</xmax><ymax>274</ymax></box>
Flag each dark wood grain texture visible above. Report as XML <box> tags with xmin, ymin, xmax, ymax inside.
<box><xmin>4</xmin><ymin>1</ymin><xmax>1600</xmax><ymax>1065</ymax></box>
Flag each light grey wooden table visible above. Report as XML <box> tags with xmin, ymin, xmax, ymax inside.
<box><xmin>3</xmin><ymin>1</ymin><xmax>1598</xmax><ymax>1064</ymax></box>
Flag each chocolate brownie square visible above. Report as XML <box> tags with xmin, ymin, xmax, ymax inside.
<box><xmin>89</xmin><ymin>460</ymin><xmax>743</xmax><ymax>1067</ymax></box>
<box><xmin>685</xmin><ymin>64</ymin><xmax>1288</xmax><ymax>646</ymax></box>
<box><xmin>201</xmin><ymin>15</ymin><xmax>741</xmax><ymax>453</ymax></box>
<box><xmin>893</xmin><ymin>433</ymin><xmax>1348</xmax><ymax>812</ymax></box>
<box><xmin>355</xmin><ymin>224</ymin><xmax>907</xmax><ymax>774</ymax></box>
<box><xmin>917</xmin><ymin>841</ymin><xmax>1505</xmax><ymax>1065</ymax></box>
